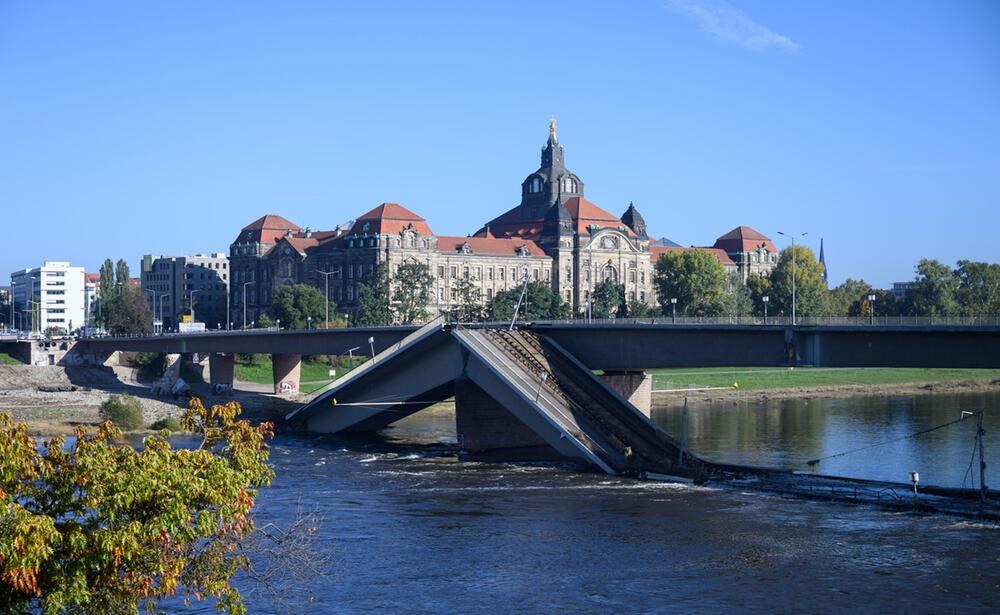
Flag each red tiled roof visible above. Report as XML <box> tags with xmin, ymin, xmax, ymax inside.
<box><xmin>562</xmin><ymin>197</ymin><xmax>636</xmax><ymax>237</ymax></box>
<box><xmin>236</xmin><ymin>214</ymin><xmax>303</xmax><ymax>245</ymax></box>
<box><xmin>713</xmin><ymin>226</ymin><xmax>777</xmax><ymax>253</ymax></box>
<box><xmin>649</xmin><ymin>245</ymin><xmax>735</xmax><ymax>266</ymax></box>
<box><xmin>85</xmin><ymin>273</ymin><xmax>101</xmax><ymax>283</ymax></box>
<box><xmin>478</xmin><ymin>197</ymin><xmax>635</xmax><ymax>240</ymax></box>
<box><xmin>348</xmin><ymin>202</ymin><xmax>434</xmax><ymax>236</ymax></box>
<box><xmin>264</xmin><ymin>236</ymin><xmax>320</xmax><ymax>256</ymax></box>
<box><xmin>436</xmin><ymin>236</ymin><xmax>546</xmax><ymax>257</ymax></box>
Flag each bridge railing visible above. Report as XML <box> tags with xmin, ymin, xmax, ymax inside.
<box><xmin>467</xmin><ymin>316</ymin><xmax>1000</xmax><ymax>328</ymax></box>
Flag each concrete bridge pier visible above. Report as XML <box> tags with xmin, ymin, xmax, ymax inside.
<box><xmin>272</xmin><ymin>353</ymin><xmax>301</xmax><ymax>395</ymax></box>
<box><xmin>598</xmin><ymin>371</ymin><xmax>652</xmax><ymax>417</ymax></box>
<box><xmin>209</xmin><ymin>353</ymin><xmax>235</xmax><ymax>392</ymax></box>
<box><xmin>454</xmin><ymin>377</ymin><xmax>563</xmax><ymax>460</ymax></box>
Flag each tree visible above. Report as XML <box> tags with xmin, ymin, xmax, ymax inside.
<box><xmin>848</xmin><ymin>288</ymin><xmax>899</xmax><ymax>317</ymax></box>
<box><xmin>103</xmin><ymin>285</ymin><xmax>153</xmax><ymax>336</ymax></box>
<box><xmin>906</xmin><ymin>259</ymin><xmax>960</xmax><ymax>316</ymax></box>
<box><xmin>747</xmin><ymin>274</ymin><xmax>771</xmax><ymax>316</ymax></box>
<box><xmin>591</xmin><ymin>280</ymin><xmax>625</xmax><ymax>318</ymax></box>
<box><xmin>826</xmin><ymin>278</ymin><xmax>874</xmax><ymax>317</ymax></box>
<box><xmin>722</xmin><ymin>272</ymin><xmax>753</xmax><ymax>317</ymax></box>
<box><xmin>270</xmin><ymin>284</ymin><xmax>327</xmax><ymax>329</ymax></box>
<box><xmin>0</xmin><ymin>398</ymin><xmax>277</xmax><ymax>613</ymax></box>
<box><xmin>955</xmin><ymin>260</ymin><xmax>1000</xmax><ymax>316</ymax></box>
<box><xmin>114</xmin><ymin>259</ymin><xmax>130</xmax><ymax>288</ymax></box>
<box><xmin>627</xmin><ymin>300</ymin><xmax>656</xmax><ymax>318</ymax></box>
<box><xmin>768</xmin><ymin>246</ymin><xmax>828</xmax><ymax>317</ymax></box>
<box><xmin>393</xmin><ymin>262</ymin><xmax>434</xmax><ymax>324</ymax></box>
<box><xmin>451</xmin><ymin>276</ymin><xmax>485</xmax><ymax>322</ymax></box>
<box><xmin>653</xmin><ymin>250</ymin><xmax>729</xmax><ymax>316</ymax></box>
<box><xmin>355</xmin><ymin>264</ymin><xmax>392</xmax><ymax>326</ymax></box>
<box><xmin>488</xmin><ymin>282</ymin><xmax>570</xmax><ymax>321</ymax></box>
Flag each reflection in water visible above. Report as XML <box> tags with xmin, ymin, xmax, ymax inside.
<box><xmin>651</xmin><ymin>392</ymin><xmax>998</xmax><ymax>488</ymax></box>
<box><xmin>165</xmin><ymin>400</ymin><xmax>1000</xmax><ymax>613</ymax></box>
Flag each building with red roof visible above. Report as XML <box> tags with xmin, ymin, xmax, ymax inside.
<box><xmin>228</xmin><ymin>120</ymin><xmax>776</xmax><ymax>322</ymax></box>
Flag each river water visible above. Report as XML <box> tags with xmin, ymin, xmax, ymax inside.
<box><xmin>177</xmin><ymin>392</ymin><xmax>999</xmax><ymax>613</ymax></box>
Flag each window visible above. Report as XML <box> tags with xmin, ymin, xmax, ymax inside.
<box><xmin>487</xmin><ymin>267</ymin><xmax>493</xmax><ymax>281</ymax></box>
<box><xmin>450</xmin><ymin>266</ymin><xmax>457</xmax><ymax>279</ymax></box>
<box><xmin>475</xmin><ymin>267</ymin><xmax>481</xmax><ymax>280</ymax></box>
<box><xmin>529</xmin><ymin>177</ymin><xmax>542</xmax><ymax>193</ymax></box>
<box><xmin>498</xmin><ymin>268</ymin><xmax>505</xmax><ymax>281</ymax></box>
<box><xmin>348</xmin><ymin>267</ymin><xmax>354</xmax><ymax>280</ymax></box>
<box><xmin>629</xmin><ymin>270</ymin><xmax>636</xmax><ymax>283</ymax></box>
<box><xmin>565</xmin><ymin>267</ymin><xmax>571</xmax><ymax>282</ymax></box>
<box><xmin>450</xmin><ymin>288</ymin><xmax>457</xmax><ymax>301</ymax></box>
<box><xmin>439</xmin><ymin>288</ymin><xmax>444</xmax><ymax>301</ymax></box>
<box><xmin>533</xmin><ymin>269</ymin><xmax>539</xmax><ymax>281</ymax></box>
<box><xmin>585</xmin><ymin>269</ymin><xmax>591</xmax><ymax>282</ymax></box>
<box><xmin>438</xmin><ymin>265</ymin><xmax>445</xmax><ymax>279</ymax></box>
<box><xmin>640</xmin><ymin>291</ymin><xmax>646</xmax><ymax>302</ymax></box>
<box><xmin>640</xmin><ymin>272</ymin><xmax>645</xmax><ymax>284</ymax></box>
<box><xmin>603</xmin><ymin>265</ymin><xmax>618</xmax><ymax>283</ymax></box>
<box><xmin>487</xmin><ymin>288</ymin><xmax>493</xmax><ymax>300</ymax></box>
<box><xmin>463</xmin><ymin>267</ymin><xmax>469</xmax><ymax>279</ymax></box>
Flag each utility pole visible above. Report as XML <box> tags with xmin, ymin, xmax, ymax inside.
<box><xmin>242</xmin><ymin>280</ymin><xmax>256</xmax><ymax>329</ymax></box>
<box><xmin>978</xmin><ymin>410</ymin><xmax>988</xmax><ymax>516</ymax></box>
<box><xmin>778</xmin><ymin>231</ymin><xmax>807</xmax><ymax>325</ymax></box>
<box><xmin>317</xmin><ymin>270</ymin><xmax>334</xmax><ymax>326</ymax></box>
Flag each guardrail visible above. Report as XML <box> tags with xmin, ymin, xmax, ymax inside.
<box><xmin>74</xmin><ymin>315</ymin><xmax>1000</xmax><ymax>341</ymax></box>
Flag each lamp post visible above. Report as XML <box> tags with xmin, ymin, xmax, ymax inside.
<box><xmin>144</xmin><ymin>289</ymin><xmax>157</xmax><ymax>333</ymax></box>
<box><xmin>670</xmin><ymin>297</ymin><xmax>677</xmax><ymax>324</ymax></box>
<box><xmin>777</xmin><ymin>231</ymin><xmax>807</xmax><ymax>325</ymax></box>
<box><xmin>307</xmin><ymin>316</ymin><xmax>312</xmax><ymax>330</ymax></box>
<box><xmin>317</xmin><ymin>270</ymin><xmax>334</xmax><ymax>327</ymax></box>
<box><xmin>868</xmin><ymin>293</ymin><xmax>876</xmax><ymax>325</ymax></box>
<box><xmin>762</xmin><ymin>295</ymin><xmax>769</xmax><ymax>325</ymax></box>
<box><xmin>188</xmin><ymin>289</ymin><xmax>202</xmax><ymax>323</ymax></box>
<box><xmin>242</xmin><ymin>281</ymin><xmax>256</xmax><ymax>329</ymax></box>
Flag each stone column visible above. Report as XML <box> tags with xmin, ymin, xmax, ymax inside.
<box><xmin>209</xmin><ymin>353</ymin><xmax>235</xmax><ymax>392</ymax></box>
<box><xmin>599</xmin><ymin>371</ymin><xmax>652</xmax><ymax>417</ymax></box>
<box><xmin>454</xmin><ymin>377</ymin><xmax>560</xmax><ymax>460</ymax></box>
<box><xmin>272</xmin><ymin>353</ymin><xmax>301</xmax><ymax>395</ymax></box>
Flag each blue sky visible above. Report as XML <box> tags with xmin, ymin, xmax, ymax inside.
<box><xmin>1</xmin><ymin>0</ymin><xmax>997</xmax><ymax>287</ymax></box>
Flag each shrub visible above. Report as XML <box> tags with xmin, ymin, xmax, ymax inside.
<box><xmin>99</xmin><ymin>394</ymin><xmax>144</xmax><ymax>430</ymax></box>
<box><xmin>132</xmin><ymin>351</ymin><xmax>165</xmax><ymax>375</ymax></box>
<box><xmin>149</xmin><ymin>416</ymin><xmax>182</xmax><ymax>431</ymax></box>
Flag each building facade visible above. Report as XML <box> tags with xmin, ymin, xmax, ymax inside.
<box><xmin>229</xmin><ymin>121</ymin><xmax>778</xmax><ymax>324</ymax></box>
<box><xmin>10</xmin><ymin>261</ymin><xmax>86</xmax><ymax>334</ymax></box>
<box><xmin>140</xmin><ymin>253</ymin><xmax>229</xmax><ymax>330</ymax></box>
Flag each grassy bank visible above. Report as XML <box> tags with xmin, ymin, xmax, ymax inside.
<box><xmin>649</xmin><ymin>367</ymin><xmax>1000</xmax><ymax>392</ymax></box>
<box><xmin>234</xmin><ymin>355</ymin><xmax>364</xmax><ymax>385</ymax></box>
<box><xmin>0</xmin><ymin>352</ymin><xmax>23</xmax><ymax>365</ymax></box>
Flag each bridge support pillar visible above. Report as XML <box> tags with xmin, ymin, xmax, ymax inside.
<box><xmin>599</xmin><ymin>371</ymin><xmax>652</xmax><ymax>417</ymax></box>
<box><xmin>454</xmin><ymin>377</ymin><xmax>563</xmax><ymax>460</ymax></box>
<box><xmin>272</xmin><ymin>353</ymin><xmax>301</xmax><ymax>395</ymax></box>
<box><xmin>209</xmin><ymin>353</ymin><xmax>235</xmax><ymax>392</ymax></box>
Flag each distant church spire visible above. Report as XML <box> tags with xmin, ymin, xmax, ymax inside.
<box><xmin>548</xmin><ymin>116</ymin><xmax>558</xmax><ymax>146</ymax></box>
<box><xmin>819</xmin><ymin>237</ymin><xmax>828</xmax><ymax>282</ymax></box>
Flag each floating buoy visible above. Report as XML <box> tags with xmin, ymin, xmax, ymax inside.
<box><xmin>331</xmin><ymin>397</ymin><xmax>338</xmax><ymax>406</ymax></box>
<box><xmin>732</xmin><ymin>382</ymin><xmax>739</xmax><ymax>389</ymax></box>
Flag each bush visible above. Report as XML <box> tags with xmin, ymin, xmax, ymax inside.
<box><xmin>132</xmin><ymin>352</ymin><xmax>165</xmax><ymax>375</ymax></box>
<box><xmin>99</xmin><ymin>394</ymin><xmax>144</xmax><ymax>430</ymax></box>
<box><xmin>149</xmin><ymin>416</ymin><xmax>182</xmax><ymax>431</ymax></box>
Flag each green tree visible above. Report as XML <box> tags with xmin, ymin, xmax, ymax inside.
<box><xmin>848</xmin><ymin>288</ymin><xmax>899</xmax><ymax>317</ymax></box>
<box><xmin>722</xmin><ymin>272</ymin><xmax>753</xmax><ymax>317</ymax></box>
<box><xmin>0</xmin><ymin>398</ymin><xmax>275</xmax><ymax>613</ymax></box>
<box><xmin>955</xmin><ymin>260</ymin><xmax>1000</xmax><ymax>316</ymax></box>
<box><xmin>393</xmin><ymin>262</ymin><xmax>434</xmax><ymax>324</ymax></box>
<box><xmin>747</xmin><ymin>274</ymin><xmax>771</xmax><ymax>316</ymax></box>
<box><xmin>591</xmin><ymin>280</ymin><xmax>625</xmax><ymax>318</ymax></box>
<box><xmin>826</xmin><ymin>278</ymin><xmax>874</xmax><ymax>316</ymax></box>
<box><xmin>355</xmin><ymin>264</ymin><xmax>392</xmax><ymax>326</ymax></box>
<box><xmin>104</xmin><ymin>285</ymin><xmax>153</xmax><ymax>335</ymax></box>
<box><xmin>626</xmin><ymin>300</ymin><xmax>656</xmax><ymax>318</ymax></box>
<box><xmin>488</xmin><ymin>282</ymin><xmax>570</xmax><ymax>321</ymax></box>
<box><xmin>114</xmin><ymin>259</ymin><xmax>130</xmax><ymax>288</ymax></box>
<box><xmin>906</xmin><ymin>259</ymin><xmax>960</xmax><ymax>316</ymax></box>
<box><xmin>653</xmin><ymin>249</ymin><xmax>729</xmax><ymax>316</ymax></box>
<box><xmin>768</xmin><ymin>245</ymin><xmax>828</xmax><ymax>317</ymax></box>
<box><xmin>451</xmin><ymin>276</ymin><xmax>485</xmax><ymax>322</ymax></box>
<box><xmin>271</xmin><ymin>284</ymin><xmax>327</xmax><ymax>329</ymax></box>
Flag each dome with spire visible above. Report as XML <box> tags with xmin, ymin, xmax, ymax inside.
<box><xmin>620</xmin><ymin>202</ymin><xmax>648</xmax><ymax>239</ymax></box>
<box><xmin>518</xmin><ymin>118</ymin><xmax>584</xmax><ymax>218</ymax></box>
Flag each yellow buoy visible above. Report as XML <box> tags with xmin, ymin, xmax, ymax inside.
<box><xmin>732</xmin><ymin>382</ymin><xmax>739</xmax><ymax>389</ymax></box>
<box><xmin>331</xmin><ymin>397</ymin><xmax>338</xmax><ymax>406</ymax></box>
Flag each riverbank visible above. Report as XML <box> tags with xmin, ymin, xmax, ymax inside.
<box><xmin>652</xmin><ymin>376</ymin><xmax>1000</xmax><ymax>407</ymax></box>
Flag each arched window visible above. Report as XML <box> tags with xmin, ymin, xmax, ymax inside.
<box><xmin>529</xmin><ymin>177</ymin><xmax>542</xmax><ymax>193</ymax></box>
<box><xmin>603</xmin><ymin>264</ymin><xmax>618</xmax><ymax>283</ymax></box>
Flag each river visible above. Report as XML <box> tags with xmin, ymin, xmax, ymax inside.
<box><xmin>176</xmin><ymin>392</ymin><xmax>999</xmax><ymax>613</ymax></box>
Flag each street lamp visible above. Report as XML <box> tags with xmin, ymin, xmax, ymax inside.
<box><xmin>777</xmin><ymin>231</ymin><xmax>807</xmax><ymax>325</ymax></box>
<box><xmin>868</xmin><ymin>293</ymin><xmax>876</xmax><ymax>325</ymax></box>
<box><xmin>143</xmin><ymin>289</ymin><xmax>157</xmax><ymax>333</ymax></box>
<box><xmin>187</xmin><ymin>289</ymin><xmax>203</xmax><ymax>324</ymax></box>
<box><xmin>762</xmin><ymin>295</ymin><xmax>769</xmax><ymax>324</ymax></box>
<box><xmin>307</xmin><ymin>316</ymin><xmax>312</xmax><ymax>330</ymax></box>
<box><xmin>276</xmin><ymin>319</ymin><xmax>281</xmax><ymax>331</ymax></box>
<box><xmin>242</xmin><ymin>281</ymin><xmax>256</xmax><ymax>329</ymax></box>
<box><xmin>317</xmin><ymin>270</ymin><xmax>334</xmax><ymax>327</ymax></box>
<box><xmin>670</xmin><ymin>297</ymin><xmax>677</xmax><ymax>324</ymax></box>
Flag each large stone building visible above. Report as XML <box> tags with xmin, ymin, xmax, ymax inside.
<box><xmin>229</xmin><ymin>121</ymin><xmax>777</xmax><ymax>324</ymax></box>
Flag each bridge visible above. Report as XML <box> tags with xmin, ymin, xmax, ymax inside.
<box><xmin>72</xmin><ymin>320</ymin><xmax>1000</xmax><ymax>478</ymax></box>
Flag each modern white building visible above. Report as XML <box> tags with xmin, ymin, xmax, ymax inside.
<box><xmin>10</xmin><ymin>261</ymin><xmax>86</xmax><ymax>334</ymax></box>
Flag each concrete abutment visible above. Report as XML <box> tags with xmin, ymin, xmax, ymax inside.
<box><xmin>272</xmin><ymin>353</ymin><xmax>302</xmax><ymax>395</ymax></box>
<box><xmin>598</xmin><ymin>371</ymin><xmax>652</xmax><ymax>417</ymax></box>
<box><xmin>453</xmin><ymin>377</ymin><xmax>563</xmax><ymax>460</ymax></box>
